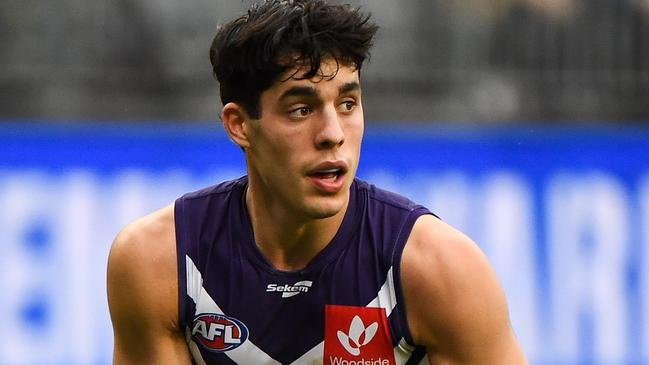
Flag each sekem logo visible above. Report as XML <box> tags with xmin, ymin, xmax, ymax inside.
<box><xmin>266</xmin><ymin>280</ymin><xmax>313</xmax><ymax>298</ymax></box>
<box><xmin>324</xmin><ymin>305</ymin><xmax>396</xmax><ymax>365</ymax></box>
<box><xmin>191</xmin><ymin>313</ymin><xmax>248</xmax><ymax>352</ymax></box>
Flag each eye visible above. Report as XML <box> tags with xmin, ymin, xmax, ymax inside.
<box><xmin>338</xmin><ymin>100</ymin><xmax>357</xmax><ymax>113</ymax></box>
<box><xmin>288</xmin><ymin>106</ymin><xmax>312</xmax><ymax>119</ymax></box>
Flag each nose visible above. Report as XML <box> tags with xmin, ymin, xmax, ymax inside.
<box><xmin>314</xmin><ymin>106</ymin><xmax>345</xmax><ymax>149</ymax></box>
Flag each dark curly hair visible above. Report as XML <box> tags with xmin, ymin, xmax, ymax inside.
<box><xmin>209</xmin><ymin>0</ymin><xmax>378</xmax><ymax>119</ymax></box>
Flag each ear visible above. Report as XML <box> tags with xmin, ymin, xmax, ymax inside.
<box><xmin>221</xmin><ymin>102</ymin><xmax>253</xmax><ymax>149</ymax></box>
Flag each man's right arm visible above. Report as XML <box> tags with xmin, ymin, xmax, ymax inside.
<box><xmin>107</xmin><ymin>206</ymin><xmax>192</xmax><ymax>364</ymax></box>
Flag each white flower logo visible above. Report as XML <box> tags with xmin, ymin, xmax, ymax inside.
<box><xmin>336</xmin><ymin>315</ymin><xmax>379</xmax><ymax>356</ymax></box>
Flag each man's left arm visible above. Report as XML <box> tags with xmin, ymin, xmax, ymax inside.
<box><xmin>400</xmin><ymin>214</ymin><xmax>528</xmax><ymax>364</ymax></box>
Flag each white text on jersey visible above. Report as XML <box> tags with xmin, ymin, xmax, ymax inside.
<box><xmin>266</xmin><ymin>280</ymin><xmax>313</xmax><ymax>298</ymax></box>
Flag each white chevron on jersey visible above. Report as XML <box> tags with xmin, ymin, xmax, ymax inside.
<box><xmin>187</xmin><ymin>256</ymin><xmax>424</xmax><ymax>364</ymax></box>
<box><xmin>186</xmin><ymin>256</ymin><xmax>282</xmax><ymax>365</ymax></box>
<box><xmin>366</xmin><ymin>266</ymin><xmax>397</xmax><ymax>315</ymax></box>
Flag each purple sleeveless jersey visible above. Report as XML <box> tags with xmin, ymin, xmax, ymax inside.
<box><xmin>175</xmin><ymin>176</ymin><xmax>434</xmax><ymax>364</ymax></box>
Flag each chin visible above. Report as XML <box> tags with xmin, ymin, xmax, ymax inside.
<box><xmin>313</xmin><ymin>210</ymin><xmax>340</xmax><ymax>220</ymax></box>
<box><xmin>303</xmin><ymin>197</ymin><xmax>346</xmax><ymax>219</ymax></box>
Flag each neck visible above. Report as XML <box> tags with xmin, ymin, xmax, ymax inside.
<box><xmin>245</xmin><ymin>180</ymin><xmax>348</xmax><ymax>272</ymax></box>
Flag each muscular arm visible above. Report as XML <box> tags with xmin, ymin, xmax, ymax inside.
<box><xmin>107</xmin><ymin>205</ymin><xmax>191</xmax><ymax>364</ymax></box>
<box><xmin>401</xmin><ymin>215</ymin><xmax>527</xmax><ymax>364</ymax></box>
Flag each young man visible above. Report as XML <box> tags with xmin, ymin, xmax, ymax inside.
<box><xmin>107</xmin><ymin>1</ymin><xmax>528</xmax><ymax>364</ymax></box>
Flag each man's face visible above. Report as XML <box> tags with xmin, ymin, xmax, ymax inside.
<box><xmin>244</xmin><ymin>59</ymin><xmax>364</xmax><ymax>220</ymax></box>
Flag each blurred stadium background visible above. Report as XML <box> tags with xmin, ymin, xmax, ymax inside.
<box><xmin>1</xmin><ymin>0</ymin><xmax>648</xmax><ymax>364</ymax></box>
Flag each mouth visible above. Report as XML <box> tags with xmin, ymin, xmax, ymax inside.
<box><xmin>306</xmin><ymin>162</ymin><xmax>348</xmax><ymax>192</ymax></box>
<box><xmin>307</xmin><ymin>162</ymin><xmax>348</xmax><ymax>180</ymax></box>
<box><xmin>310</xmin><ymin>168</ymin><xmax>343</xmax><ymax>180</ymax></box>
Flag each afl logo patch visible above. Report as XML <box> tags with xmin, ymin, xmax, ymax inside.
<box><xmin>191</xmin><ymin>313</ymin><xmax>248</xmax><ymax>352</ymax></box>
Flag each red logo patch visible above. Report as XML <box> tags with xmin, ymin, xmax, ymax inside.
<box><xmin>191</xmin><ymin>313</ymin><xmax>248</xmax><ymax>352</ymax></box>
<box><xmin>324</xmin><ymin>305</ymin><xmax>396</xmax><ymax>365</ymax></box>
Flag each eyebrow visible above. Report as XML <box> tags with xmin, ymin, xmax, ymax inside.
<box><xmin>278</xmin><ymin>86</ymin><xmax>319</xmax><ymax>102</ymax></box>
<box><xmin>277</xmin><ymin>81</ymin><xmax>361</xmax><ymax>102</ymax></box>
<box><xmin>339</xmin><ymin>81</ymin><xmax>360</xmax><ymax>95</ymax></box>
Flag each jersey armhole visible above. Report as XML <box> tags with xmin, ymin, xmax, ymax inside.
<box><xmin>391</xmin><ymin>207</ymin><xmax>437</xmax><ymax>347</ymax></box>
<box><xmin>174</xmin><ymin>197</ymin><xmax>188</xmax><ymax>333</ymax></box>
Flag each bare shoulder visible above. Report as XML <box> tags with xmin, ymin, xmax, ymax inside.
<box><xmin>108</xmin><ymin>204</ymin><xmax>177</xmax><ymax>301</ymax></box>
<box><xmin>107</xmin><ymin>204</ymin><xmax>190</xmax><ymax>363</ymax></box>
<box><xmin>110</xmin><ymin>203</ymin><xmax>176</xmax><ymax>260</ymax></box>
<box><xmin>401</xmin><ymin>214</ymin><xmax>527</xmax><ymax>364</ymax></box>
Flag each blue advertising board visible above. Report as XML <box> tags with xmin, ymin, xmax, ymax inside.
<box><xmin>0</xmin><ymin>122</ymin><xmax>648</xmax><ymax>364</ymax></box>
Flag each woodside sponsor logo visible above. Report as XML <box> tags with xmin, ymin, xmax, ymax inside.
<box><xmin>337</xmin><ymin>315</ymin><xmax>378</xmax><ymax>356</ymax></box>
<box><xmin>328</xmin><ymin>357</ymin><xmax>391</xmax><ymax>365</ymax></box>
<box><xmin>324</xmin><ymin>305</ymin><xmax>396</xmax><ymax>365</ymax></box>
<box><xmin>329</xmin><ymin>316</ymin><xmax>390</xmax><ymax>365</ymax></box>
